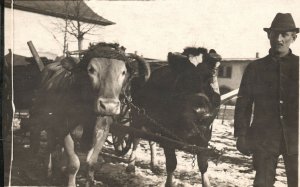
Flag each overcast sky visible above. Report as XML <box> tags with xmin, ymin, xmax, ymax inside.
<box><xmin>5</xmin><ymin>0</ymin><xmax>300</xmax><ymax>59</ymax></box>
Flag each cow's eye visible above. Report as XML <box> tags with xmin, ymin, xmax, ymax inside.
<box><xmin>122</xmin><ymin>70</ymin><xmax>126</xmax><ymax>76</ymax></box>
<box><xmin>88</xmin><ymin>66</ymin><xmax>95</xmax><ymax>74</ymax></box>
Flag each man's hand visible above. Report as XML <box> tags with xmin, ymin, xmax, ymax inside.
<box><xmin>236</xmin><ymin>136</ymin><xmax>251</xmax><ymax>156</ymax></box>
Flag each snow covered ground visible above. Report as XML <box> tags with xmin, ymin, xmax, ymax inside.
<box><xmin>7</xmin><ymin>119</ymin><xmax>287</xmax><ymax>187</ymax></box>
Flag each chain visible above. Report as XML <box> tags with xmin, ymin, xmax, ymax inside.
<box><xmin>191</xmin><ymin>146</ymin><xmax>196</xmax><ymax>168</ymax></box>
<box><xmin>192</xmin><ymin>155</ymin><xmax>196</xmax><ymax>168</ymax></box>
<box><xmin>207</xmin><ymin>142</ymin><xmax>226</xmax><ymax>165</ymax></box>
<box><xmin>122</xmin><ymin>95</ymin><xmax>184</xmax><ymax>142</ymax></box>
<box><xmin>120</xmin><ymin>94</ymin><xmax>226</xmax><ymax>165</ymax></box>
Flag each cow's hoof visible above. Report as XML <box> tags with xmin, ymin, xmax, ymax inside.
<box><xmin>47</xmin><ymin>169</ymin><xmax>52</xmax><ymax>179</ymax></box>
<box><xmin>165</xmin><ymin>181</ymin><xmax>178</xmax><ymax>187</ymax></box>
<box><xmin>201</xmin><ymin>173</ymin><xmax>211</xmax><ymax>187</ymax></box>
<box><xmin>90</xmin><ymin>180</ymin><xmax>103</xmax><ymax>187</ymax></box>
<box><xmin>151</xmin><ymin>166</ymin><xmax>164</xmax><ymax>175</ymax></box>
<box><xmin>60</xmin><ymin>165</ymin><xmax>67</xmax><ymax>173</ymax></box>
<box><xmin>126</xmin><ymin>165</ymin><xmax>136</xmax><ymax>173</ymax></box>
<box><xmin>85</xmin><ymin>180</ymin><xmax>95</xmax><ymax>187</ymax></box>
<box><xmin>45</xmin><ymin>175</ymin><xmax>55</xmax><ymax>185</ymax></box>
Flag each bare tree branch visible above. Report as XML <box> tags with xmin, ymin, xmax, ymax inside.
<box><xmin>68</xmin><ymin>21</ymin><xmax>78</xmax><ymax>33</ymax></box>
<box><xmin>47</xmin><ymin>0</ymin><xmax>104</xmax><ymax>54</ymax></box>
<box><xmin>69</xmin><ymin>20</ymin><xmax>78</xmax><ymax>31</ymax></box>
<box><xmin>66</xmin><ymin>28</ymin><xmax>78</xmax><ymax>38</ymax></box>
<box><xmin>81</xmin><ymin>23</ymin><xmax>95</xmax><ymax>32</ymax></box>
<box><xmin>84</xmin><ymin>30</ymin><xmax>103</xmax><ymax>36</ymax></box>
<box><xmin>80</xmin><ymin>23</ymin><xmax>91</xmax><ymax>31</ymax></box>
<box><xmin>51</xmin><ymin>20</ymin><xmax>67</xmax><ymax>34</ymax></box>
<box><xmin>81</xmin><ymin>24</ymin><xmax>97</xmax><ymax>35</ymax></box>
<box><xmin>38</xmin><ymin>20</ymin><xmax>64</xmax><ymax>49</ymax></box>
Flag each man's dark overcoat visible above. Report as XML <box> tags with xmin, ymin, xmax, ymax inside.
<box><xmin>234</xmin><ymin>50</ymin><xmax>299</xmax><ymax>155</ymax></box>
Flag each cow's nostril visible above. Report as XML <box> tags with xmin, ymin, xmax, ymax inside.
<box><xmin>99</xmin><ymin>100</ymin><xmax>106</xmax><ymax>110</ymax></box>
<box><xmin>97</xmin><ymin>98</ymin><xmax>121</xmax><ymax>115</ymax></box>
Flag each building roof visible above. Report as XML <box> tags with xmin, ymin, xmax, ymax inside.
<box><xmin>5</xmin><ymin>53</ymin><xmax>30</xmax><ymax>66</ymax></box>
<box><xmin>4</xmin><ymin>0</ymin><xmax>115</xmax><ymax>26</ymax></box>
<box><xmin>222</xmin><ymin>58</ymin><xmax>256</xmax><ymax>62</ymax></box>
<box><xmin>5</xmin><ymin>52</ymin><xmax>53</xmax><ymax>66</ymax></box>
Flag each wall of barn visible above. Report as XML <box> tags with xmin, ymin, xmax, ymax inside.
<box><xmin>218</xmin><ymin>60</ymin><xmax>252</xmax><ymax>92</ymax></box>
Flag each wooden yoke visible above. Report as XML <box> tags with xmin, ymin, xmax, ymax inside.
<box><xmin>110</xmin><ymin>123</ymin><xmax>222</xmax><ymax>158</ymax></box>
<box><xmin>220</xmin><ymin>88</ymin><xmax>239</xmax><ymax>105</ymax></box>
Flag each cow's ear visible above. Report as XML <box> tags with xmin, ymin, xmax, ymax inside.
<box><xmin>168</xmin><ymin>52</ymin><xmax>190</xmax><ymax>73</ymax></box>
<box><xmin>126</xmin><ymin>54</ymin><xmax>151</xmax><ymax>82</ymax></box>
<box><xmin>206</xmin><ymin>49</ymin><xmax>222</xmax><ymax>63</ymax></box>
<box><xmin>60</xmin><ymin>57</ymin><xmax>79</xmax><ymax>71</ymax></box>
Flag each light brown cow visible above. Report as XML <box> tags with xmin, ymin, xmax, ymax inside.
<box><xmin>28</xmin><ymin>43</ymin><xmax>150</xmax><ymax>187</ymax></box>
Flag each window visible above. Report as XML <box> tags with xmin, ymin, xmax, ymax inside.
<box><xmin>218</xmin><ymin>65</ymin><xmax>232</xmax><ymax>78</ymax></box>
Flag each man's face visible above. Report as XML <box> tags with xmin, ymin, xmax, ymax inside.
<box><xmin>268</xmin><ymin>31</ymin><xmax>296</xmax><ymax>54</ymax></box>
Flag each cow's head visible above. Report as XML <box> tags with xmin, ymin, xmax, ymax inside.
<box><xmin>168</xmin><ymin>47</ymin><xmax>221</xmax><ymax>94</ymax></box>
<box><xmin>167</xmin><ymin>47</ymin><xmax>221</xmax><ymax>144</ymax></box>
<box><xmin>179</xmin><ymin>93</ymin><xmax>216</xmax><ymax>144</ymax></box>
<box><xmin>80</xmin><ymin>43</ymin><xmax>150</xmax><ymax>116</ymax></box>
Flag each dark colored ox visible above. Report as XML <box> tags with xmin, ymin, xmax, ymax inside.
<box><xmin>28</xmin><ymin>43</ymin><xmax>150</xmax><ymax>187</ymax></box>
<box><xmin>127</xmin><ymin>47</ymin><xmax>221</xmax><ymax>187</ymax></box>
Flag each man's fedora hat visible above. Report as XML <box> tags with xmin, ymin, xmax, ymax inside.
<box><xmin>264</xmin><ymin>13</ymin><xmax>299</xmax><ymax>33</ymax></box>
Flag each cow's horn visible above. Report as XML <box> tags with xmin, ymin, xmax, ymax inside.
<box><xmin>128</xmin><ymin>53</ymin><xmax>151</xmax><ymax>82</ymax></box>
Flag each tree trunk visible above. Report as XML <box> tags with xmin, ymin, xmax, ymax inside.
<box><xmin>63</xmin><ymin>19</ymin><xmax>68</xmax><ymax>57</ymax></box>
<box><xmin>77</xmin><ymin>20</ymin><xmax>83</xmax><ymax>58</ymax></box>
<box><xmin>77</xmin><ymin>36</ymin><xmax>83</xmax><ymax>58</ymax></box>
<box><xmin>78</xmin><ymin>36</ymin><xmax>83</xmax><ymax>52</ymax></box>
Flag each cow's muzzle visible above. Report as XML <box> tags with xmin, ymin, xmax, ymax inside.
<box><xmin>96</xmin><ymin>98</ymin><xmax>120</xmax><ymax>115</ymax></box>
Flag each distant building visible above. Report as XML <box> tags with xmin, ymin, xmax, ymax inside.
<box><xmin>144</xmin><ymin>56</ymin><xmax>257</xmax><ymax>96</ymax></box>
<box><xmin>4</xmin><ymin>52</ymin><xmax>56</xmax><ymax>109</ymax></box>
<box><xmin>218</xmin><ymin>58</ymin><xmax>256</xmax><ymax>94</ymax></box>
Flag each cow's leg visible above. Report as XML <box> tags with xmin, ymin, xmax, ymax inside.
<box><xmin>57</xmin><ymin>147</ymin><xmax>69</xmax><ymax>185</ymax></box>
<box><xmin>64</xmin><ymin>133</ymin><xmax>80</xmax><ymax>187</ymax></box>
<box><xmin>60</xmin><ymin>147</ymin><xmax>68</xmax><ymax>173</ymax></box>
<box><xmin>46</xmin><ymin>129</ymin><xmax>56</xmax><ymax>179</ymax></box>
<box><xmin>85</xmin><ymin>117</ymin><xmax>110</xmax><ymax>187</ymax></box>
<box><xmin>164</xmin><ymin>147</ymin><xmax>177</xmax><ymax>187</ymax></box>
<box><xmin>126</xmin><ymin>137</ymin><xmax>139</xmax><ymax>173</ymax></box>
<box><xmin>47</xmin><ymin>153</ymin><xmax>53</xmax><ymax>178</ymax></box>
<box><xmin>149</xmin><ymin>141</ymin><xmax>156</xmax><ymax>170</ymax></box>
<box><xmin>149</xmin><ymin>141</ymin><xmax>162</xmax><ymax>174</ymax></box>
<box><xmin>19</xmin><ymin>118</ymin><xmax>29</xmax><ymax>139</ymax></box>
<box><xmin>197</xmin><ymin>153</ymin><xmax>211</xmax><ymax>187</ymax></box>
<box><xmin>29</xmin><ymin>117</ymin><xmax>42</xmax><ymax>154</ymax></box>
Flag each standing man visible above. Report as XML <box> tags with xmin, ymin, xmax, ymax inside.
<box><xmin>234</xmin><ymin>13</ymin><xmax>299</xmax><ymax>187</ymax></box>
